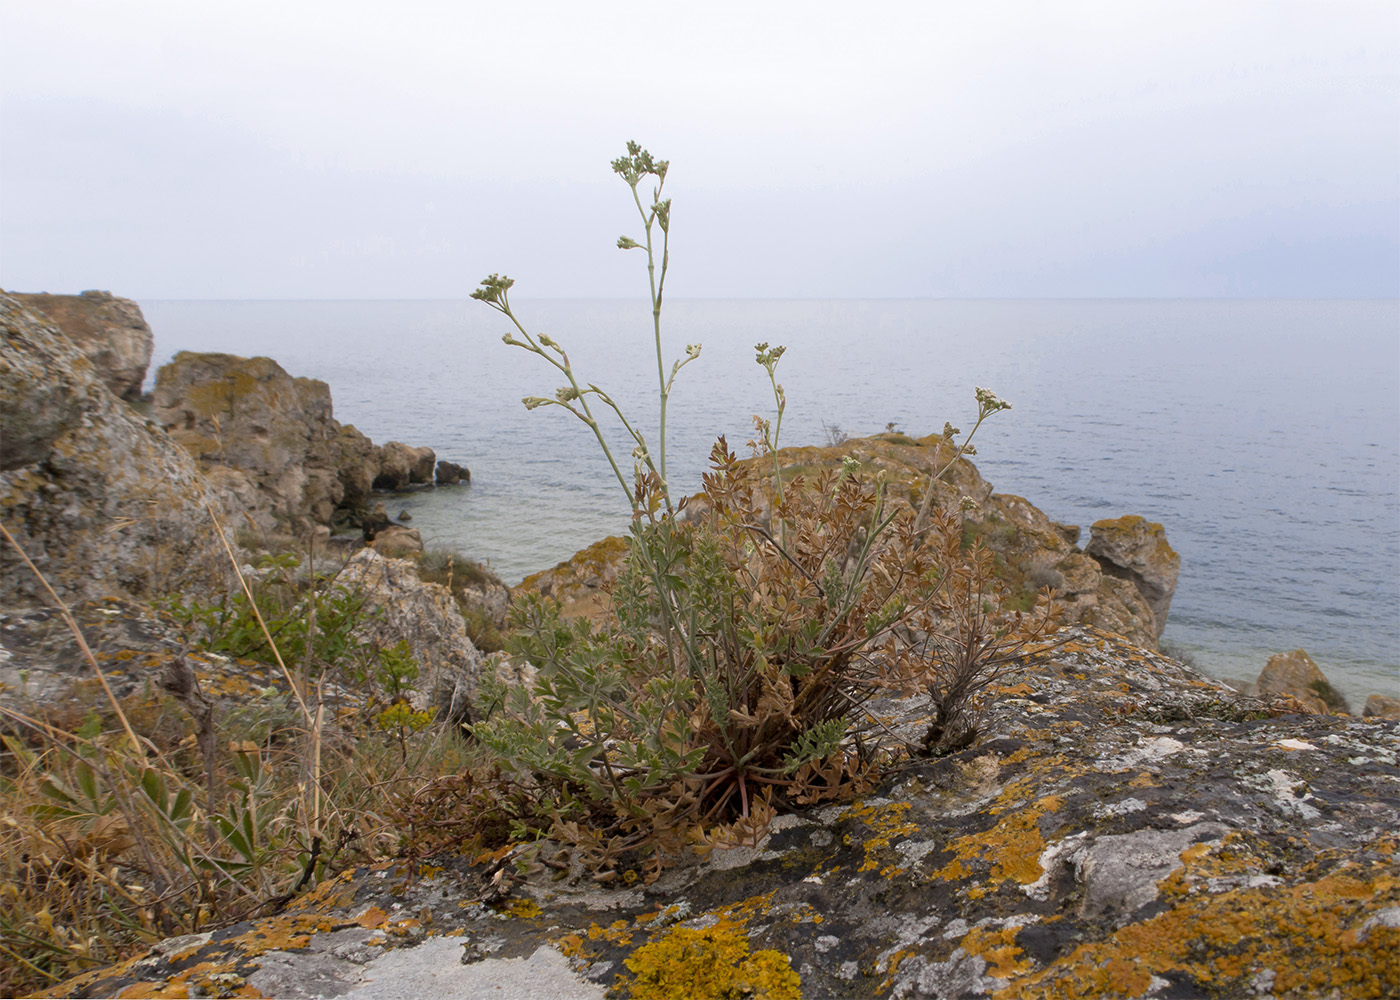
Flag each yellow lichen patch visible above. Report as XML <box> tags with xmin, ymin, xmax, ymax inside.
<box><xmin>841</xmin><ymin>800</ymin><xmax>919</xmax><ymax>874</ymax></box>
<box><xmin>506</xmin><ymin>897</ymin><xmax>542</xmax><ymax>919</ymax></box>
<box><xmin>225</xmin><ymin>912</ymin><xmax>341</xmax><ymax>956</ymax></box>
<box><xmin>1002</xmin><ymin>865</ymin><xmax>1400</xmax><ymax>1000</ymax></box>
<box><xmin>556</xmin><ymin>932</ymin><xmax>590</xmax><ymax>960</ymax></box>
<box><xmin>354</xmin><ymin>906</ymin><xmax>390</xmax><ymax>929</ymax></box>
<box><xmin>961</xmin><ymin>925</ymin><xmax>1033</xmax><ymax>980</ymax></box>
<box><xmin>621</xmin><ymin>916</ymin><xmax>800</xmax><ymax>1000</ymax></box>
<box><xmin>930</xmin><ymin>795</ymin><xmax>1065</xmax><ymax>892</ymax></box>
<box><xmin>586</xmin><ymin>919</ymin><xmax>634</xmax><ymax>947</ymax></box>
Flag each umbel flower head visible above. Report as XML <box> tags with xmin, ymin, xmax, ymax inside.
<box><xmin>611</xmin><ymin>141</ymin><xmax>668</xmax><ymax>185</ymax></box>
<box><xmin>471</xmin><ymin>273</ymin><xmax>514</xmax><ymax>306</ymax></box>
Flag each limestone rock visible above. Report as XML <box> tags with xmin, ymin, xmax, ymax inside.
<box><xmin>375</xmin><ymin>441</ymin><xmax>437</xmax><ymax>490</ymax></box>
<box><xmin>517</xmin><ymin>534</ymin><xmax>631</xmax><ymax>623</ymax></box>
<box><xmin>50</xmin><ymin>626</ymin><xmax>1400</xmax><ymax>1000</ymax></box>
<box><xmin>0</xmin><ymin>294</ymin><xmax>227</xmax><ymax>606</ymax></box>
<box><xmin>1363</xmin><ymin>694</ymin><xmax>1400</xmax><ymax>719</ymax></box>
<box><xmin>153</xmin><ymin>352</ymin><xmax>343</xmax><ymax>534</ymax></box>
<box><xmin>521</xmin><ymin>436</ymin><xmax>1178</xmax><ymax>649</ymax></box>
<box><xmin>151</xmin><ymin>352</ymin><xmax>429</xmax><ymax>535</ymax></box>
<box><xmin>435</xmin><ymin>459</ymin><xmax>469</xmax><ymax>485</ymax></box>
<box><xmin>12</xmin><ymin>290</ymin><xmax>153</xmax><ymax>401</ymax></box>
<box><xmin>330</xmin><ymin>422</ymin><xmax>381</xmax><ymax>515</ymax></box>
<box><xmin>1085</xmin><ymin>515</ymin><xmax>1181</xmax><ymax>640</ymax></box>
<box><xmin>1257</xmin><ymin>649</ymin><xmax>1350</xmax><ymax>715</ymax></box>
<box><xmin>335</xmin><ymin>548</ymin><xmax>484</xmax><ymax>720</ymax></box>
<box><xmin>369</xmin><ymin>524</ymin><xmax>424</xmax><ymax>559</ymax></box>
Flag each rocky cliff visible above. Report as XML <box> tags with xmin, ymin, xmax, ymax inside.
<box><xmin>41</xmin><ymin>627</ymin><xmax>1399</xmax><ymax>1000</ymax></box>
<box><xmin>0</xmin><ymin>293</ymin><xmax>228</xmax><ymax>605</ymax></box>
<box><xmin>10</xmin><ymin>290</ymin><xmax>154</xmax><ymax>402</ymax></box>
<box><xmin>151</xmin><ymin>351</ymin><xmax>464</xmax><ymax>541</ymax></box>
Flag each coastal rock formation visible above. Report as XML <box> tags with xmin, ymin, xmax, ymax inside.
<box><xmin>435</xmin><ymin>459</ymin><xmax>469</xmax><ymax>485</ymax></box>
<box><xmin>152</xmin><ymin>352</ymin><xmax>414</xmax><ymax>536</ymax></box>
<box><xmin>1084</xmin><ymin>515</ymin><xmax>1181</xmax><ymax>641</ymax></box>
<box><xmin>369</xmin><ymin>523</ymin><xmax>424</xmax><ymax>559</ymax></box>
<box><xmin>0</xmin><ymin>294</ymin><xmax>227</xmax><ymax>606</ymax></box>
<box><xmin>374</xmin><ymin>441</ymin><xmax>437</xmax><ymax>491</ymax></box>
<box><xmin>45</xmin><ymin>626</ymin><xmax>1400</xmax><ymax>1000</ymax></box>
<box><xmin>335</xmin><ymin>548</ymin><xmax>485</xmax><ymax>720</ymax></box>
<box><xmin>1364</xmin><ymin>695</ymin><xmax>1400</xmax><ymax>719</ymax></box>
<box><xmin>520</xmin><ymin>433</ymin><xmax>1178</xmax><ymax>651</ymax></box>
<box><xmin>11</xmin><ymin>290</ymin><xmax>154</xmax><ymax>401</ymax></box>
<box><xmin>1257</xmin><ymin>649</ymin><xmax>1351</xmax><ymax>715</ymax></box>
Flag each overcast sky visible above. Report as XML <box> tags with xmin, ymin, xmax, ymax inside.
<box><xmin>1</xmin><ymin>1</ymin><xmax>1396</xmax><ymax>299</ymax></box>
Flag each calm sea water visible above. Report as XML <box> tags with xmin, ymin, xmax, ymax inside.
<box><xmin>142</xmin><ymin>299</ymin><xmax>1400</xmax><ymax>708</ymax></box>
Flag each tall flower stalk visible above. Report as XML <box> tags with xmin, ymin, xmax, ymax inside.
<box><xmin>472</xmin><ymin>142</ymin><xmax>696</xmax><ymax>514</ymax></box>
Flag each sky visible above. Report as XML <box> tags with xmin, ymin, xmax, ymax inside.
<box><xmin>1</xmin><ymin>1</ymin><xmax>1396</xmax><ymax>300</ymax></box>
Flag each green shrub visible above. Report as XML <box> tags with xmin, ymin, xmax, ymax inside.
<box><xmin>469</xmin><ymin>142</ymin><xmax>1060</xmax><ymax>877</ymax></box>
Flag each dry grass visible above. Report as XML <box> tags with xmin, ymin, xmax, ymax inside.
<box><xmin>0</xmin><ymin>520</ymin><xmax>513</xmax><ymax>996</ymax></box>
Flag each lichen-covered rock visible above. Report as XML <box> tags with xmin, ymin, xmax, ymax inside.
<box><xmin>1258</xmin><ymin>649</ymin><xmax>1351</xmax><ymax>715</ymax></box>
<box><xmin>335</xmin><ymin>548</ymin><xmax>484</xmax><ymax>720</ymax></box>
<box><xmin>517</xmin><ymin>534</ymin><xmax>631</xmax><ymax>621</ymax></box>
<box><xmin>520</xmin><ymin>434</ymin><xmax>1176</xmax><ymax>649</ymax></box>
<box><xmin>153</xmin><ymin>352</ymin><xmax>350</xmax><ymax>534</ymax></box>
<box><xmin>1084</xmin><ymin>514</ymin><xmax>1181</xmax><ymax>641</ymax></box>
<box><xmin>12</xmin><ymin>290</ymin><xmax>154</xmax><ymax>401</ymax></box>
<box><xmin>47</xmin><ymin>627</ymin><xmax>1400</xmax><ymax>1000</ymax></box>
<box><xmin>1364</xmin><ymin>694</ymin><xmax>1400</xmax><ymax>719</ymax></box>
<box><xmin>0</xmin><ymin>294</ymin><xmax>227</xmax><ymax>606</ymax></box>
<box><xmin>369</xmin><ymin>523</ymin><xmax>424</xmax><ymax>559</ymax></box>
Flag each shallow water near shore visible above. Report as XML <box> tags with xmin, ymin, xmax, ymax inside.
<box><xmin>142</xmin><ymin>298</ymin><xmax>1400</xmax><ymax>709</ymax></box>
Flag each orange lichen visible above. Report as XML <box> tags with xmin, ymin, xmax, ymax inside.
<box><xmin>930</xmin><ymin>795</ymin><xmax>1065</xmax><ymax>892</ymax></box>
<box><xmin>961</xmin><ymin>925</ymin><xmax>1033</xmax><ymax>980</ymax></box>
<box><xmin>841</xmin><ymin>800</ymin><xmax>919</xmax><ymax>874</ymax></box>
<box><xmin>506</xmin><ymin>898</ymin><xmax>542</xmax><ymax>919</ymax></box>
<box><xmin>1001</xmin><ymin>864</ymin><xmax>1400</xmax><ymax>999</ymax></box>
<box><xmin>621</xmin><ymin>916</ymin><xmax>800</xmax><ymax>1000</ymax></box>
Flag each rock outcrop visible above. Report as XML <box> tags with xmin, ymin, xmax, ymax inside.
<box><xmin>152</xmin><ymin>352</ymin><xmax>416</xmax><ymax>536</ymax></box>
<box><xmin>0</xmin><ymin>294</ymin><xmax>227</xmax><ymax>606</ymax></box>
<box><xmin>1084</xmin><ymin>514</ymin><xmax>1181</xmax><ymax>641</ymax></box>
<box><xmin>44</xmin><ymin>627</ymin><xmax>1400</xmax><ymax>1000</ymax></box>
<box><xmin>1364</xmin><ymin>694</ymin><xmax>1400</xmax><ymax>719</ymax></box>
<box><xmin>520</xmin><ymin>433</ymin><xmax>1179</xmax><ymax>651</ymax></box>
<box><xmin>335</xmin><ymin>548</ymin><xmax>485</xmax><ymax>720</ymax></box>
<box><xmin>435</xmin><ymin>459</ymin><xmax>469</xmax><ymax>485</ymax></box>
<box><xmin>11</xmin><ymin>290</ymin><xmax>154</xmax><ymax>401</ymax></box>
<box><xmin>374</xmin><ymin>441</ymin><xmax>436</xmax><ymax>491</ymax></box>
<box><xmin>1257</xmin><ymin>648</ymin><xmax>1352</xmax><ymax>715</ymax></box>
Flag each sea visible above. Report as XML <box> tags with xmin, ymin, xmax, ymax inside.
<box><xmin>141</xmin><ymin>298</ymin><xmax>1400</xmax><ymax>709</ymax></box>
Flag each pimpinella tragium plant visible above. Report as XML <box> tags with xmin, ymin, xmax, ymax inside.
<box><xmin>469</xmin><ymin>142</ymin><xmax>1062</xmax><ymax>878</ymax></box>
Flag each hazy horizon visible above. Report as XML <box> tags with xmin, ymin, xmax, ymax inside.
<box><xmin>3</xmin><ymin>1</ymin><xmax>1396</xmax><ymax>301</ymax></box>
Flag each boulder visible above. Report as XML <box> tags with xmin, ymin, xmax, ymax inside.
<box><xmin>360</xmin><ymin>502</ymin><xmax>393</xmax><ymax>540</ymax></box>
<box><xmin>48</xmin><ymin>626</ymin><xmax>1400</xmax><ymax>1000</ymax></box>
<box><xmin>334</xmin><ymin>548</ymin><xmax>484</xmax><ymax>720</ymax></box>
<box><xmin>1084</xmin><ymin>515</ymin><xmax>1181</xmax><ymax>641</ymax></box>
<box><xmin>12</xmin><ymin>290</ymin><xmax>153</xmax><ymax>401</ymax></box>
<box><xmin>1256</xmin><ymin>649</ymin><xmax>1350</xmax><ymax>715</ymax></box>
<box><xmin>0</xmin><ymin>294</ymin><xmax>227</xmax><ymax>606</ymax></box>
<box><xmin>369</xmin><ymin>524</ymin><xmax>424</xmax><ymax>559</ymax></box>
<box><xmin>436</xmin><ymin>459</ymin><xmax>469</xmax><ymax>485</ymax></box>
<box><xmin>1363</xmin><ymin>694</ymin><xmax>1400</xmax><ymax>719</ymax></box>
<box><xmin>376</xmin><ymin>441</ymin><xmax>437</xmax><ymax>490</ymax></box>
